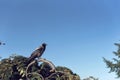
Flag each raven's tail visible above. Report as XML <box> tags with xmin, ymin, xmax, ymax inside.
<box><xmin>26</xmin><ymin>57</ymin><xmax>34</xmax><ymax>65</ymax></box>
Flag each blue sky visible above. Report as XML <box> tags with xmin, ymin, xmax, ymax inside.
<box><xmin>0</xmin><ymin>0</ymin><xmax>120</xmax><ymax>80</ymax></box>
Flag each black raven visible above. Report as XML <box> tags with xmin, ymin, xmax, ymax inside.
<box><xmin>0</xmin><ymin>41</ymin><xmax>5</xmax><ymax>45</ymax></box>
<box><xmin>27</xmin><ymin>43</ymin><xmax>47</xmax><ymax>64</ymax></box>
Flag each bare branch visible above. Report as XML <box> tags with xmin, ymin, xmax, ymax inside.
<box><xmin>25</xmin><ymin>58</ymin><xmax>56</xmax><ymax>80</ymax></box>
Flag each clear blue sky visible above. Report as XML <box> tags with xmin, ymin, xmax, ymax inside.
<box><xmin>0</xmin><ymin>0</ymin><xmax>120</xmax><ymax>80</ymax></box>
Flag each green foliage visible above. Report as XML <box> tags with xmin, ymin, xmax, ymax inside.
<box><xmin>0</xmin><ymin>55</ymin><xmax>28</xmax><ymax>79</ymax></box>
<box><xmin>55</xmin><ymin>66</ymin><xmax>80</xmax><ymax>80</ymax></box>
<box><xmin>103</xmin><ymin>43</ymin><xmax>120</xmax><ymax>78</ymax></box>
<box><xmin>0</xmin><ymin>55</ymin><xmax>80</xmax><ymax>80</ymax></box>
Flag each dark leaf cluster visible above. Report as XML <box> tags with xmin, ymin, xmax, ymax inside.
<box><xmin>0</xmin><ymin>55</ymin><xmax>80</xmax><ymax>80</ymax></box>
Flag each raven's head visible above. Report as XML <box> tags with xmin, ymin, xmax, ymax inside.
<box><xmin>42</xmin><ymin>43</ymin><xmax>47</xmax><ymax>46</ymax></box>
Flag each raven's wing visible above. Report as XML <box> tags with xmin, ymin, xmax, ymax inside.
<box><xmin>38</xmin><ymin>46</ymin><xmax>46</xmax><ymax>57</ymax></box>
<box><xmin>27</xmin><ymin>50</ymin><xmax>39</xmax><ymax>64</ymax></box>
